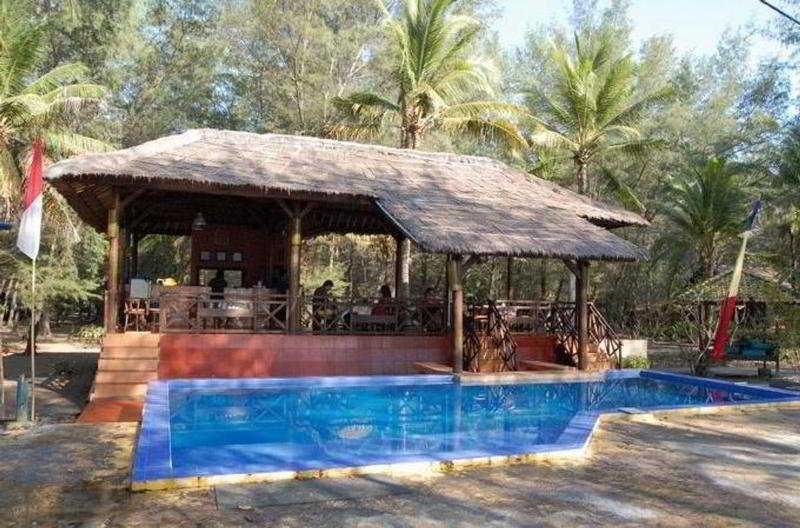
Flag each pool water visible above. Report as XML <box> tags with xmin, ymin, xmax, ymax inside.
<box><xmin>133</xmin><ymin>371</ymin><xmax>800</xmax><ymax>483</ymax></box>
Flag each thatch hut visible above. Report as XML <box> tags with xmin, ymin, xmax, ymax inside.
<box><xmin>46</xmin><ymin>129</ymin><xmax>647</xmax><ymax>398</ymax></box>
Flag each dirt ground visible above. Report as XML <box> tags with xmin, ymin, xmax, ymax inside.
<box><xmin>1</xmin><ymin>406</ymin><xmax>800</xmax><ymax>528</ymax></box>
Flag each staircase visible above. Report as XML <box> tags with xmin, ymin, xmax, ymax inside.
<box><xmin>545</xmin><ymin>302</ymin><xmax>622</xmax><ymax>370</ymax></box>
<box><xmin>92</xmin><ymin>332</ymin><xmax>160</xmax><ymax>400</ymax></box>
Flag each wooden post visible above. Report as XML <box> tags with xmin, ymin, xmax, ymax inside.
<box><xmin>448</xmin><ymin>255</ymin><xmax>464</xmax><ymax>374</ymax></box>
<box><xmin>394</xmin><ymin>237</ymin><xmax>411</xmax><ymax>299</ymax></box>
<box><xmin>130</xmin><ymin>233</ymin><xmax>140</xmax><ymax>279</ymax></box>
<box><xmin>505</xmin><ymin>257</ymin><xmax>514</xmax><ymax>299</ymax></box>
<box><xmin>287</xmin><ymin>215</ymin><xmax>302</xmax><ymax>332</ymax></box>
<box><xmin>575</xmin><ymin>259</ymin><xmax>590</xmax><ymax>370</ymax></box>
<box><xmin>105</xmin><ymin>192</ymin><xmax>122</xmax><ymax>333</ymax></box>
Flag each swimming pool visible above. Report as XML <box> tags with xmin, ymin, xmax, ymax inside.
<box><xmin>132</xmin><ymin>370</ymin><xmax>800</xmax><ymax>489</ymax></box>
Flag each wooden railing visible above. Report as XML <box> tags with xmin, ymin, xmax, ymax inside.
<box><xmin>154</xmin><ymin>289</ymin><xmax>446</xmax><ymax>335</ymax></box>
<box><xmin>487</xmin><ymin>300</ymin><xmax>623</xmax><ymax>368</ymax></box>
<box><xmin>140</xmin><ymin>289</ymin><xmax>621</xmax><ymax>363</ymax></box>
<box><xmin>464</xmin><ymin>300</ymin><xmax>518</xmax><ymax>372</ymax></box>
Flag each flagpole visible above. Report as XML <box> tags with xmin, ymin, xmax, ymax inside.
<box><xmin>30</xmin><ymin>258</ymin><xmax>36</xmax><ymax>420</ymax></box>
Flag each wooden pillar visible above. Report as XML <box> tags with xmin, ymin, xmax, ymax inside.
<box><xmin>287</xmin><ymin>215</ymin><xmax>302</xmax><ymax>332</ymax></box>
<box><xmin>394</xmin><ymin>237</ymin><xmax>411</xmax><ymax>299</ymax></box>
<box><xmin>575</xmin><ymin>259</ymin><xmax>590</xmax><ymax>370</ymax></box>
<box><xmin>105</xmin><ymin>193</ymin><xmax>122</xmax><ymax>333</ymax></box>
<box><xmin>130</xmin><ymin>233</ymin><xmax>140</xmax><ymax>279</ymax></box>
<box><xmin>505</xmin><ymin>257</ymin><xmax>514</xmax><ymax>299</ymax></box>
<box><xmin>448</xmin><ymin>255</ymin><xmax>464</xmax><ymax>374</ymax></box>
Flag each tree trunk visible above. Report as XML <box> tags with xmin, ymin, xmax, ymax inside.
<box><xmin>394</xmin><ymin>237</ymin><xmax>411</xmax><ymax>299</ymax></box>
<box><xmin>37</xmin><ymin>310</ymin><xmax>51</xmax><ymax>339</ymax></box>
<box><xmin>395</xmin><ymin>116</ymin><xmax>419</xmax><ymax>291</ymax></box>
<box><xmin>505</xmin><ymin>257</ymin><xmax>514</xmax><ymax>299</ymax></box>
<box><xmin>577</xmin><ymin>159</ymin><xmax>589</xmax><ymax>195</ymax></box>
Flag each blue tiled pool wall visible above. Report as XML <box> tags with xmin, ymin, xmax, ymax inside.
<box><xmin>133</xmin><ymin>370</ymin><xmax>800</xmax><ymax>483</ymax></box>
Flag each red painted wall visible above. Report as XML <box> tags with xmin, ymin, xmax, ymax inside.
<box><xmin>158</xmin><ymin>333</ymin><xmax>556</xmax><ymax>379</ymax></box>
<box><xmin>190</xmin><ymin>226</ymin><xmax>287</xmax><ymax>288</ymax></box>
<box><xmin>515</xmin><ymin>334</ymin><xmax>557</xmax><ymax>364</ymax></box>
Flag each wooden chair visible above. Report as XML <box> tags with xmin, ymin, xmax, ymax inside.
<box><xmin>124</xmin><ymin>299</ymin><xmax>148</xmax><ymax>331</ymax></box>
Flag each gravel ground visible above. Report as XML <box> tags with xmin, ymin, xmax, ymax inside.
<box><xmin>2</xmin><ymin>406</ymin><xmax>800</xmax><ymax>527</ymax></box>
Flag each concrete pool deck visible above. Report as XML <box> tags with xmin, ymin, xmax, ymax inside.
<box><xmin>2</xmin><ymin>405</ymin><xmax>800</xmax><ymax>527</ymax></box>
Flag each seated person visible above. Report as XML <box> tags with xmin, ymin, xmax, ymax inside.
<box><xmin>207</xmin><ymin>269</ymin><xmax>228</xmax><ymax>329</ymax></box>
<box><xmin>208</xmin><ymin>269</ymin><xmax>227</xmax><ymax>300</ymax></box>
<box><xmin>312</xmin><ymin>280</ymin><xmax>336</xmax><ymax>329</ymax></box>
<box><xmin>372</xmin><ymin>284</ymin><xmax>395</xmax><ymax>316</ymax></box>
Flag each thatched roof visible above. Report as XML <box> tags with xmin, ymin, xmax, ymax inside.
<box><xmin>680</xmin><ymin>267</ymin><xmax>798</xmax><ymax>303</ymax></box>
<box><xmin>47</xmin><ymin>129</ymin><xmax>647</xmax><ymax>261</ymax></box>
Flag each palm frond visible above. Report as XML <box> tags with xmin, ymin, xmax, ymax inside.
<box><xmin>600</xmin><ymin>166</ymin><xmax>647</xmax><ymax>214</ymax></box>
<box><xmin>438</xmin><ymin>115</ymin><xmax>528</xmax><ymax>153</ymax></box>
<box><xmin>24</xmin><ymin>63</ymin><xmax>89</xmax><ymax>95</ymax></box>
<box><xmin>528</xmin><ymin>126</ymin><xmax>577</xmax><ymax>152</ymax></box>
<box><xmin>43</xmin><ymin>130</ymin><xmax>114</xmax><ymax>158</ymax></box>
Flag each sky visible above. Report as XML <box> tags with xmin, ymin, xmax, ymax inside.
<box><xmin>494</xmin><ymin>0</ymin><xmax>785</xmax><ymax>59</ymax></box>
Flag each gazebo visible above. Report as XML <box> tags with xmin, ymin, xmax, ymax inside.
<box><xmin>47</xmin><ymin>129</ymin><xmax>647</xmax><ymax>400</ymax></box>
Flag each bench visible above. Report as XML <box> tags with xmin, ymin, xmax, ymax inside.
<box><xmin>413</xmin><ymin>362</ymin><xmax>454</xmax><ymax>374</ymax></box>
<box><xmin>521</xmin><ymin>360</ymin><xmax>577</xmax><ymax>372</ymax></box>
<box><xmin>726</xmin><ymin>338</ymin><xmax>780</xmax><ymax>373</ymax></box>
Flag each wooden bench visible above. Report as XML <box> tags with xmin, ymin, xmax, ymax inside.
<box><xmin>413</xmin><ymin>362</ymin><xmax>454</xmax><ymax>374</ymax></box>
<box><xmin>521</xmin><ymin>360</ymin><xmax>577</xmax><ymax>372</ymax></box>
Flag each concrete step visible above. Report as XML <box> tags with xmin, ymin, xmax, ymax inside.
<box><xmin>95</xmin><ymin>371</ymin><xmax>158</xmax><ymax>384</ymax></box>
<box><xmin>103</xmin><ymin>332</ymin><xmax>161</xmax><ymax>348</ymax></box>
<box><xmin>98</xmin><ymin>358</ymin><xmax>160</xmax><ymax>372</ymax></box>
<box><xmin>93</xmin><ymin>382</ymin><xmax>149</xmax><ymax>400</ymax></box>
<box><xmin>101</xmin><ymin>346</ymin><xmax>160</xmax><ymax>359</ymax></box>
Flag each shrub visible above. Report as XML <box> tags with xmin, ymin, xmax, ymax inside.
<box><xmin>72</xmin><ymin>325</ymin><xmax>105</xmax><ymax>347</ymax></box>
<box><xmin>622</xmin><ymin>356</ymin><xmax>651</xmax><ymax>369</ymax></box>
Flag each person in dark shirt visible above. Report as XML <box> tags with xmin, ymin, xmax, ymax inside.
<box><xmin>312</xmin><ymin>280</ymin><xmax>336</xmax><ymax>330</ymax></box>
<box><xmin>209</xmin><ymin>270</ymin><xmax>227</xmax><ymax>300</ymax></box>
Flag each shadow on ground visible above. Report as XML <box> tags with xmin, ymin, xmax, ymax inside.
<box><xmin>1</xmin><ymin>407</ymin><xmax>799</xmax><ymax>527</ymax></box>
<box><xmin>1</xmin><ymin>352</ymin><xmax>97</xmax><ymax>419</ymax></box>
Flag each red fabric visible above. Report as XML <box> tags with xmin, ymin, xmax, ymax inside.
<box><xmin>711</xmin><ymin>296</ymin><xmax>737</xmax><ymax>360</ymax></box>
<box><xmin>23</xmin><ymin>139</ymin><xmax>44</xmax><ymax>209</ymax></box>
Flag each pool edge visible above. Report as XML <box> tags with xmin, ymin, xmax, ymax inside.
<box><xmin>131</xmin><ymin>396</ymin><xmax>800</xmax><ymax>492</ymax></box>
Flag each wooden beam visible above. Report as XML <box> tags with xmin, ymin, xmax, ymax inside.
<box><xmin>576</xmin><ymin>259</ymin><xmax>590</xmax><ymax>370</ymax></box>
<box><xmin>119</xmin><ymin>188</ymin><xmax>147</xmax><ymax>212</ymax></box>
<box><xmin>448</xmin><ymin>255</ymin><xmax>464</xmax><ymax>375</ymax></box>
<box><xmin>287</xmin><ymin>215</ymin><xmax>302</xmax><ymax>332</ymax></box>
<box><xmin>105</xmin><ymin>191</ymin><xmax>122</xmax><ymax>333</ymax></box>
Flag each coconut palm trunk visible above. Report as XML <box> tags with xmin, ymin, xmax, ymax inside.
<box><xmin>332</xmin><ymin>0</ymin><xmax>527</xmax><ymax>299</ymax></box>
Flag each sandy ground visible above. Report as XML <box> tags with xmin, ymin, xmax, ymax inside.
<box><xmin>1</xmin><ymin>406</ymin><xmax>799</xmax><ymax>527</ymax></box>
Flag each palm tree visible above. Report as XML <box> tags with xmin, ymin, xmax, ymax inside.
<box><xmin>0</xmin><ymin>0</ymin><xmax>110</xmax><ymax>219</ymax></box>
<box><xmin>660</xmin><ymin>157</ymin><xmax>749</xmax><ymax>281</ymax></box>
<box><xmin>525</xmin><ymin>32</ymin><xmax>672</xmax><ymax>199</ymax></box>
<box><xmin>330</xmin><ymin>0</ymin><xmax>525</xmax><ymax>152</ymax></box>
<box><xmin>330</xmin><ymin>0</ymin><xmax>524</xmax><ymax>298</ymax></box>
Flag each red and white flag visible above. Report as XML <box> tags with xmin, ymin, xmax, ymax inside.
<box><xmin>709</xmin><ymin>200</ymin><xmax>762</xmax><ymax>360</ymax></box>
<box><xmin>17</xmin><ymin>139</ymin><xmax>44</xmax><ymax>260</ymax></box>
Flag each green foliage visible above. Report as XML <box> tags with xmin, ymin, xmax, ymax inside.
<box><xmin>0</xmin><ymin>0</ymin><xmax>798</xmax><ymax>334</ymax></box>
<box><xmin>331</xmin><ymin>0</ymin><xmax>525</xmax><ymax>152</ymax></box>
<box><xmin>659</xmin><ymin>157</ymin><xmax>750</xmax><ymax>281</ymax></box>
<box><xmin>71</xmin><ymin>324</ymin><xmax>105</xmax><ymax>346</ymax></box>
<box><xmin>523</xmin><ymin>30</ymin><xmax>672</xmax><ymax>197</ymax></box>
<box><xmin>622</xmin><ymin>356</ymin><xmax>650</xmax><ymax>369</ymax></box>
